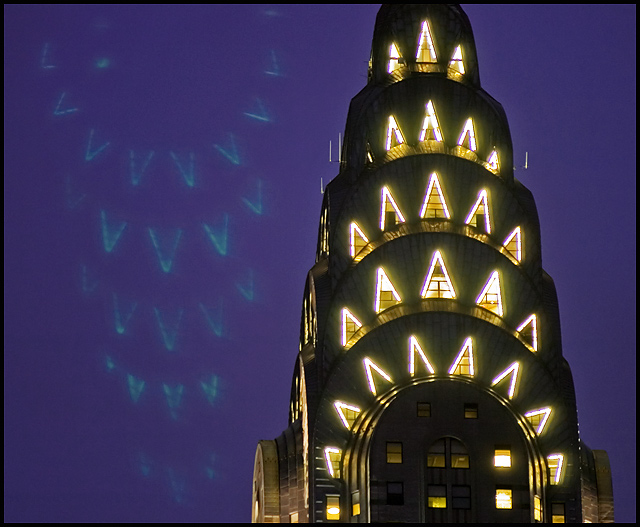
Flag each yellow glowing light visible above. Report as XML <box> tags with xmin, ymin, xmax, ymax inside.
<box><xmin>409</xmin><ymin>335</ymin><xmax>435</xmax><ymax>376</ymax></box>
<box><xmin>419</xmin><ymin>101</ymin><xmax>444</xmax><ymax>143</ymax></box>
<box><xmin>517</xmin><ymin>313</ymin><xmax>537</xmax><ymax>351</ymax></box>
<box><xmin>448</xmin><ymin>337</ymin><xmax>474</xmax><ymax>376</ymax></box>
<box><xmin>334</xmin><ymin>401</ymin><xmax>361</xmax><ymax>429</ymax></box>
<box><xmin>324</xmin><ymin>447</ymin><xmax>341</xmax><ymax>478</ymax></box>
<box><xmin>380</xmin><ymin>186</ymin><xmax>406</xmax><ymax>230</ymax></box>
<box><xmin>385</xmin><ymin>115</ymin><xmax>405</xmax><ymax>151</ymax></box>
<box><xmin>494</xmin><ymin>449</ymin><xmax>512</xmax><ymax>468</ymax></box>
<box><xmin>464</xmin><ymin>189</ymin><xmax>491</xmax><ymax>233</ymax></box>
<box><xmin>421</xmin><ymin>249</ymin><xmax>456</xmax><ymax>299</ymax></box>
<box><xmin>340</xmin><ymin>307</ymin><xmax>362</xmax><ymax>347</ymax></box>
<box><xmin>457</xmin><ymin>117</ymin><xmax>477</xmax><ymax>151</ymax></box>
<box><xmin>491</xmin><ymin>362</ymin><xmax>520</xmax><ymax>399</ymax></box>
<box><xmin>524</xmin><ymin>407</ymin><xmax>552</xmax><ymax>435</ymax></box>
<box><xmin>419</xmin><ymin>172</ymin><xmax>450</xmax><ymax>219</ymax></box>
<box><xmin>547</xmin><ymin>454</ymin><xmax>564</xmax><ymax>485</ymax></box>
<box><xmin>416</xmin><ymin>20</ymin><xmax>437</xmax><ymax>62</ymax></box>
<box><xmin>349</xmin><ymin>222</ymin><xmax>369</xmax><ymax>258</ymax></box>
<box><xmin>449</xmin><ymin>45</ymin><xmax>465</xmax><ymax>75</ymax></box>
<box><xmin>375</xmin><ymin>267</ymin><xmax>402</xmax><ymax>313</ymax></box>
<box><xmin>503</xmin><ymin>226</ymin><xmax>522</xmax><ymax>262</ymax></box>
<box><xmin>486</xmin><ymin>150</ymin><xmax>500</xmax><ymax>173</ymax></box>
<box><xmin>363</xmin><ymin>357</ymin><xmax>393</xmax><ymax>396</ymax></box>
<box><xmin>388</xmin><ymin>43</ymin><xmax>402</xmax><ymax>74</ymax></box>
<box><xmin>534</xmin><ymin>495</ymin><xmax>542</xmax><ymax>521</ymax></box>
<box><xmin>476</xmin><ymin>270</ymin><xmax>503</xmax><ymax>316</ymax></box>
<box><xmin>495</xmin><ymin>489</ymin><xmax>512</xmax><ymax>509</ymax></box>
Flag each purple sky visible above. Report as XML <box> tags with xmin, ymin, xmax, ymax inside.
<box><xmin>4</xmin><ymin>4</ymin><xmax>635</xmax><ymax>522</ymax></box>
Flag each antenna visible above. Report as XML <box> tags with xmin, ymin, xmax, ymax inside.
<box><xmin>329</xmin><ymin>134</ymin><xmax>343</xmax><ymax>163</ymax></box>
<box><xmin>320</xmin><ymin>177</ymin><xmax>324</xmax><ymax>195</ymax></box>
<box><xmin>514</xmin><ymin>152</ymin><xmax>529</xmax><ymax>171</ymax></box>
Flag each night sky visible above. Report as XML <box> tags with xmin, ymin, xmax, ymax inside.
<box><xmin>4</xmin><ymin>4</ymin><xmax>635</xmax><ymax>523</ymax></box>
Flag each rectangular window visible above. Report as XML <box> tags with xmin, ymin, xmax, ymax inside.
<box><xmin>386</xmin><ymin>442</ymin><xmax>403</xmax><ymax>464</ymax></box>
<box><xmin>495</xmin><ymin>488</ymin><xmax>512</xmax><ymax>509</ymax></box>
<box><xmin>326</xmin><ymin>495</ymin><xmax>340</xmax><ymax>521</ymax></box>
<box><xmin>351</xmin><ymin>491</ymin><xmax>360</xmax><ymax>516</ymax></box>
<box><xmin>551</xmin><ymin>502</ymin><xmax>565</xmax><ymax>523</ymax></box>
<box><xmin>494</xmin><ymin>446</ymin><xmax>511</xmax><ymax>468</ymax></box>
<box><xmin>452</xmin><ymin>485</ymin><xmax>471</xmax><ymax>509</ymax></box>
<box><xmin>427</xmin><ymin>485</ymin><xmax>447</xmax><ymax>508</ymax></box>
<box><xmin>534</xmin><ymin>495</ymin><xmax>542</xmax><ymax>521</ymax></box>
<box><xmin>464</xmin><ymin>403</ymin><xmax>478</xmax><ymax>418</ymax></box>
<box><xmin>417</xmin><ymin>402</ymin><xmax>431</xmax><ymax>417</ymax></box>
<box><xmin>387</xmin><ymin>482</ymin><xmax>404</xmax><ymax>506</ymax></box>
<box><xmin>290</xmin><ymin>511</ymin><xmax>299</xmax><ymax>523</ymax></box>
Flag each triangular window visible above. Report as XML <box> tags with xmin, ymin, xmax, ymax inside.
<box><xmin>486</xmin><ymin>150</ymin><xmax>500</xmax><ymax>174</ymax></box>
<box><xmin>375</xmin><ymin>267</ymin><xmax>402</xmax><ymax>313</ymax></box>
<box><xmin>409</xmin><ymin>335</ymin><xmax>435</xmax><ymax>376</ymax></box>
<box><xmin>380</xmin><ymin>186</ymin><xmax>406</xmax><ymax>230</ymax></box>
<box><xmin>464</xmin><ymin>189</ymin><xmax>491</xmax><ymax>233</ymax></box>
<box><xmin>449</xmin><ymin>337</ymin><xmax>474</xmax><ymax>376</ymax></box>
<box><xmin>547</xmin><ymin>454</ymin><xmax>564</xmax><ymax>485</ymax></box>
<box><xmin>363</xmin><ymin>357</ymin><xmax>393</xmax><ymax>395</ymax></box>
<box><xmin>491</xmin><ymin>362</ymin><xmax>520</xmax><ymax>399</ymax></box>
<box><xmin>349</xmin><ymin>222</ymin><xmax>369</xmax><ymax>258</ymax></box>
<box><xmin>388</xmin><ymin>43</ymin><xmax>404</xmax><ymax>74</ymax></box>
<box><xmin>420</xmin><ymin>172</ymin><xmax>450</xmax><ymax>219</ymax></box>
<box><xmin>524</xmin><ymin>407</ymin><xmax>552</xmax><ymax>434</ymax></box>
<box><xmin>385</xmin><ymin>115</ymin><xmax>405</xmax><ymax>150</ymax></box>
<box><xmin>448</xmin><ymin>45</ymin><xmax>465</xmax><ymax>76</ymax></box>
<box><xmin>365</xmin><ymin>142</ymin><xmax>374</xmax><ymax>164</ymax></box>
<box><xmin>517</xmin><ymin>314</ymin><xmax>538</xmax><ymax>351</ymax></box>
<box><xmin>416</xmin><ymin>21</ymin><xmax>437</xmax><ymax>63</ymax></box>
<box><xmin>421</xmin><ymin>250</ymin><xmax>456</xmax><ymax>299</ymax></box>
<box><xmin>419</xmin><ymin>101</ymin><xmax>444</xmax><ymax>143</ymax></box>
<box><xmin>341</xmin><ymin>307</ymin><xmax>362</xmax><ymax>347</ymax></box>
<box><xmin>334</xmin><ymin>401</ymin><xmax>361</xmax><ymax>429</ymax></box>
<box><xmin>324</xmin><ymin>447</ymin><xmax>341</xmax><ymax>478</ymax></box>
<box><xmin>503</xmin><ymin>227</ymin><xmax>522</xmax><ymax>262</ymax></box>
<box><xmin>457</xmin><ymin>117</ymin><xmax>477</xmax><ymax>151</ymax></box>
<box><xmin>476</xmin><ymin>270</ymin><xmax>503</xmax><ymax>316</ymax></box>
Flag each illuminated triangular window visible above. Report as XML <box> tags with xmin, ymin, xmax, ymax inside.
<box><xmin>547</xmin><ymin>454</ymin><xmax>564</xmax><ymax>485</ymax></box>
<box><xmin>375</xmin><ymin>267</ymin><xmax>402</xmax><ymax>313</ymax></box>
<box><xmin>464</xmin><ymin>189</ymin><xmax>491</xmax><ymax>233</ymax></box>
<box><xmin>419</xmin><ymin>101</ymin><xmax>444</xmax><ymax>143</ymax></box>
<box><xmin>363</xmin><ymin>357</ymin><xmax>393</xmax><ymax>396</ymax></box>
<box><xmin>491</xmin><ymin>362</ymin><xmax>520</xmax><ymax>399</ymax></box>
<box><xmin>340</xmin><ymin>307</ymin><xmax>362</xmax><ymax>347</ymax></box>
<box><xmin>385</xmin><ymin>116</ymin><xmax>405</xmax><ymax>151</ymax></box>
<box><xmin>409</xmin><ymin>335</ymin><xmax>435</xmax><ymax>376</ymax></box>
<box><xmin>349</xmin><ymin>222</ymin><xmax>369</xmax><ymax>258</ymax></box>
<box><xmin>324</xmin><ymin>447</ymin><xmax>342</xmax><ymax>478</ymax></box>
<box><xmin>365</xmin><ymin>142</ymin><xmax>374</xmax><ymax>164</ymax></box>
<box><xmin>380</xmin><ymin>186</ymin><xmax>406</xmax><ymax>230</ymax></box>
<box><xmin>524</xmin><ymin>407</ymin><xmax>552</xmax><ymax>435</ymax></box>
<box><xmin>420</xmin><ymin>172</ymin><xmax>450</xmax><ymax>219</ymax></box>
<box><xmin>416</xmin><ymin>21</ymin><xmax>437</xmax><ymax>63</ymax></box>
<box><xmin>503</xmin><ymin>227</ymin><xmax>522</xmax><ymax>262</ymax></box>
<box><xmin>517</xmin><ymin>314</ymin><xmax>538</xmax><ymax>351</ymax></box>
<box><xmin>334</xmin><ymin>401</ymin><xmax>361</xmax><ymax>429</ymax></box>
<box><xmin>486</xmin><ymin>150</ymin><xmax>500</xmax><ymax>174</ymax></box>
<box><xmin>421</xmin><ymin>250</ymin><xmax>456</xmax><ymax>299</ymax></box>
<box><xmin>457</xmin><ymin>117</ymin><xmax>477</xmax><ymax>151</ymax></box>
<box><xmin>388</xmin><ymin>43</ymin><xmax>404</xmax><ymax>74</ymax></box>
<box><xmin>448</xmin><ymin>45</ymin><xmax>465</xmax><ymax>75</ymax></box>
<box><xmin>448</xmin><ymin>337</ymin><xmax>474</xmax><ymax>376</ymax></box>
<box><xmin>476</xmin><ymin>270</ymin><xmax>503</xmax><ymax>316</ymax></box>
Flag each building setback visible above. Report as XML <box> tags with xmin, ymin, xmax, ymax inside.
<box><xmin>252</xmin><ymin>4</ymin><xmax>613</xmax><ymax>523</ymax></box>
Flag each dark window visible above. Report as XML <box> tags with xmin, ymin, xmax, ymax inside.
<box><xmin>464</xmin><ymin>403</ymin><xmax>478</xmax><ymax>419</ymax></box>
<box><xmin>417</xmin><ymin>402</ymin><xmax>431</xmax><ymax>417</ymax></box>
<box><xmin>452</xmin><ymin>485</ymin><xmax>471</xmax><ymax>509</ymax></box>
<box><xmin>386</xmin><ymin>441</ymin><xmax>403</xmax><ymax>464</ymax></box>
<box><xmin>387</xmin><ymin>482</ymin><xmax>404</xmax><ymax>506</ymax></box>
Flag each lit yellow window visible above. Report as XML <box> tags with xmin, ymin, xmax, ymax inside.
<box><xmin>495</xmin><ymin>489</ymin><xmax>512</xmax><ymax>509</ymax></box>
<box><xmin>491</xmin><ymin>362</ymin><xmax>520</xmax><ymax>399</ymax></box>
<box><xmin>427</xmin><ymin>439</ymin><xmax>445</xmax><ymax>467</ymax></box>
<box><xmin>340</xmin><ymin>307</ymin><xmax>362</xmax><ymax>347</ymax></box>
<box><xmin>290</xmin><ymin>511</ymin><xmax>299</xmax><ymax>523</ymax></box>
<box><xmin>494</xmin><ymin>448</ymin><xmax>512</xmax><ymax>468</ymax></box>
<box><xmin>363</xmin><ymin>357</ymin><xmax>393</xmax><ymax>396</ymax></box>
<box><xmin>548</xmin><ymin>454</ymin><xmax>564</xmax><ymax>485</ymax></box>
<box><xmin>326</xmin><ymin>495</ymin><xmax>340</xmax><ymax>520</ymax></box>
<box><xmin>385</xmin><ymin>115</ymin><xmax>405</xmax><ymax>150</ymax></box>
<box><xmin>409</xmin><ymin>335</ymin><xmax>435</xmax><ymax>376</ymax></box>
<box><xmin>380</xmin><ymin>186</ymin><xmax>406</xmax><ymax>230</ymax></box>
<box><xmin>386</xmin><ymin>441</ymin><xmax>403</xmax><ymax>464</ymax></box>
<box><xmin>421</xmin><ymin>250</ymin><xmax>456</xmax><ymax>299</ymax></box>
<box><xmin>416</xmin><ymin>21</ymin><xmax>437</xmax><ymax>63</ymax></box>
<box><xmin>448</xmin><ymin>45</ymin><xmax>465</xmax><ymax>77</ymax></box>
<box><xmin>374</xmin><ymin>267</ymin><xmax>402</xmax><ymax>313</ymax></box>
<box><xmin>534</xmin><ymin>495</ymin><xmax>542</xmax><ymax>521</ymax></box>
<box><xmin>387</xmin><ymin>43</ymin><xmax>403</xmax><ymax>74</ymax></box>
<box><xmin>449</xmin><ymin>337</ymin><xmax>474</xmax><ymax>376</ymax></box>
<box><xmin>451</xmin><ymin>439</ymin><xmax>470</xmax><ymax>469</ymax></box>
<box><xmin>420</xmin><ymin>172</ymin><xmax>450</xmax><ymax>219</ymax></box>
<box><xmin>464</xmin><ymin>188</ymin><xmax>491</xmax><ymax>233</ymax></box>
<box><xmin>476</xmin><ymin>270</ymin><xmax>503</xmax><ymax>316</ymax></box>
<box><xmin>517</xmin><ymin>313</ymin><xmax>537</xmax><ymax>351</ymax></box>
<box><xmin>524</xmin><ymin>407</ymin><xmax>552</xmax><ymax>435</ymax></box>
<box><xmin>334</xmin><ymin>401</ymin><xmax>361</xmax><ymax>429</ymax></box>
<box><xmin>324</xmin><ymin>447</ymin><xmax>341</xmax><ymax>478</ymax></box>
<box><xmin>457</xmin><ymin>117</ymin><xmax>476</xmax><ymax>151</ymax></box>
<box><xmin>551</xmin><ymin>502</ymin><xmax>565</xmax><ymax>523</ymax></box>
<box><xmin>503</xmin><ymin>226</ymin><xmax>522</xmax><ymax>262</ymax></box>
<box><xmin>427</xmin><ymin>485</ymin><xmax>447</xmax><ymax>508</ymax></box>
<box><xmin>349</xmin><ymin>222</ymin><xmax>369</xmax><ymax>258</ymax></box>
<box><xmin>351</xmin><ymin>491</ymin><xmax>361</xmax><ymax>516</ymax></box>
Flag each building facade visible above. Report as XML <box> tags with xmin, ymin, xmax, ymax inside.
<box><xmin>252</xmin><ymin>4</ymin><xmax>613</xmax><ymax>523</ymax></box>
